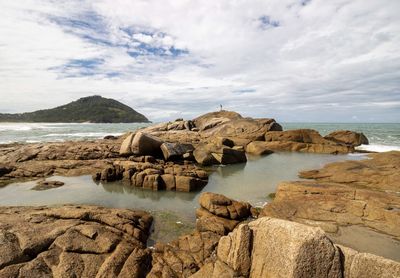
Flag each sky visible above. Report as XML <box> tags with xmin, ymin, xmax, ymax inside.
<box><xmin>0</xmin><ymin>0</ymin><xmax>399</xmax><ymax>122</ymax></box>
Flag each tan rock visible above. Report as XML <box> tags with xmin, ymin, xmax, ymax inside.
<box><xmin>245</xmin><ymin>141</ymin><xmax>274</xmax><ymax>155</ymax></box>
<box><xmin>119</xmin><ymin>132</ymin><xmax>135</xmax><ymax>155</ymax></box>
<box><xmin>325</xmin><ymin>130</ymin><xmax>369</xmax><ymax>146</ymax></box>
<box><xmin>131</xmin><ymin>132</ymin><xmax>164</xmax><ymax>156</ymax></box>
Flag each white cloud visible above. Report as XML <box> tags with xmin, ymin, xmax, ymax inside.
<box><xmin>0</xmin><ymin>0</ymin><xmax>399</xmax><ymax>122</ymax></box>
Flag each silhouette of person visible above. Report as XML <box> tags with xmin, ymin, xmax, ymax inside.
<box><xmin>220</xmin><ymin>104</ymin><xmax>222</xmax><ymax>111</ymax></box>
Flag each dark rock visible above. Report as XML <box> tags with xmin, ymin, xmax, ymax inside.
<box><xmin>325</xmin><ymin>130</ymin><xmax>369</xmax><ymax>146</ymax></box>
<box><xmin>160</xmin><ymin>142</ymin><xmax>195</xmax><ymax>160</ymax></box>
<box><xmin>31</xmin><ymin>180</ymin><xmax>65</xmax><ymax>191</ymax></box>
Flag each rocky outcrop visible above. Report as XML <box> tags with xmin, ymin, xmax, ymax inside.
<box><xmin>93</xmin><ymin>160</ymin><xmax>208</xmax><ymax>192</ymax></box>
<box><xmin>193</xmin><ymin>143</ymin><xmax>247</xmax><ymax>166</ymax></box>
<box><xmin>120</xmin><ymin>131</ymin><xmax>164</xmax><ymax>157</ymax></box>
<box><xmin>193</xmin><ymin>217</ymin><xmax>342</xmax><ymax>278</ymax></box>
<box><xmin>245</xmin><ymin>141</ymin><xmax>274</xmax><ymax>155</ymax></box>
<box><xmin>147</xmin><ymin>192</ymin><xmax>252</xmax><ymax>278</ymax></box>
<box><xmin>325</xmin><ymin>130</ymin><xmax>369</xmax><ymax>146</ymax></box>
<box><xmin>0</xmin><ymin>205</ymin><xmax>153</xmax><ymax>277</ymax></box>
<box><xmin>262</xmin><ymin>129</ymin><xmax>355</xmax><ymax>154</ymax></box>
<box><xmin>196</xmin><ymin>192</ymin><xmax>252</xmax><ymax>235</ymax></box>
<box><xmin>261</xmin><ymin>151</ymin><xmax>400</xmax><ymax>240</ymax></box>
<box><xmin>160</xmin><ymin>142</ymin><xmax>195</xmax><ymax>161</ymax></box>
<box><xmin>193</xmin><ymin>217</ymin><xmax>400</xmax><ymax>278</ymax></box>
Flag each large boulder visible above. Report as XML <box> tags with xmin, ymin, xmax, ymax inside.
<box><xmin>246</xmin><ymin>141</ymin><xmax>274</xmax><ymax>155</ymax></box>
<box><xmin>193</xmin><ymin>144</ymin><xmax>247</xmax><ymax>166</ymax></box>
<box><xmin>193</xmin><ymin>217</ymin><xmax>342</xmax><ymax>278</ymax></box>
<box><xmin>131</xmin><ymin>132</ymin><xmax>164</xmax><ymax>156</ymax></box>
<box><xmin>160</xmin><ymin>142</ymin><xmax>194</xmax><ymax>160</ymax></box>
<box><xmin>325</xmin><ymin>130</ymin><xmax>369</xmax><ymax>146</ymax></box>
<box><xmin>119</xmin><ymin>132</ymin><xmax>135</xmax><ymax>156</ymax></box>
<box><xmin>193</xmin><ymin>110</ymin><xmax>243</xmax><ymax>131</ymax></box>
<box><xmin>337</xmin><ymin>245</ymin><xmax>400</xmax><ymax>278</ymax></box>
<box><xmin>202</xmin><ymin>118</ymin><xmax>281</xmax><ymax>142</ymax></box>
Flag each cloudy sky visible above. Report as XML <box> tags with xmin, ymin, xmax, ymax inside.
<box><xmin>0</xmin><ymin>0</ymin><xmax>399</xmax><ymax>122</ymax></box>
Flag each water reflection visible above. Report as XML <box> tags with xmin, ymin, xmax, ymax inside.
<box><xmin>99</xmin><ymin>181</ymin><xmax>197</xmax><ymax>202</ymax></box>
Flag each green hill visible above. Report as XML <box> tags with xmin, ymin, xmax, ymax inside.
<box><xmin>0</xmin><ymin>95</ymin><xmax>150</xmax><ymax>123</ymax></box>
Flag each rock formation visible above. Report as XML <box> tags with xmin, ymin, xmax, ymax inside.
<box><xmin>0</xmin><ymin>205</ymin><xmax>153</xmax><ymax>277</ymax></box>
<box><xmin>0</xmin><ymin>193</ymin><xmax>399</xmax><ymax>277</ymax></box>
<box><xmin>261</xmin><ymin>151</ymin><xmax>400</xmax><ymax>240</ymax></box>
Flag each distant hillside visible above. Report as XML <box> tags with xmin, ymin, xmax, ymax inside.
<box><xmin>0</xmin><ymin>95</ymin><xmax>150</xmax><ymax>123</ymax></box>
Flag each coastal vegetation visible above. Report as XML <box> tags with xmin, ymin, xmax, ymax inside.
<box><xmin>0</xmin><ymin>95</ymin><xmax>149</xmax><ymax>123</ymax></box>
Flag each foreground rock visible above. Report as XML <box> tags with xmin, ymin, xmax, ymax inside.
<box><xmin>31</xmin><ymin>180</ymin><xmax>65</xmax><ymax>191</ymax></box>
<box><xmin>196</xmin><ymin>192</ymin><xmax>252</xmax><ymax>235</ymax></box>
<box><xmin>261</xmin><ymin>151</ymin><xmax>400</xmax><ymax>240</ymax></box>
<box><xmin>0</xmin><ymin>205</ymin><xmax>153</xmax><ymax>277</ymax></box>
<box><xmin>193</xmin><ymin>217</ymin><xmax>400</xmax><ymax>278</ymax></box>
<box><xmin>1</xmin><ymin>193</ymin><xmax>399</xmax><ymax>277</ymax></box>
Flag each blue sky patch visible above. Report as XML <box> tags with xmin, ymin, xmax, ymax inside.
<box><xmin>259</xmin><ymin>15</ymin><xmax>280</xmax><ymax>29</ymax></box>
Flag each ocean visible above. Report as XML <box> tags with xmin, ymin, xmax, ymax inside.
<box><xmin>0</xmin><ymin>122</ymin><xmax>399</xmax><ymax>152</ymax></box>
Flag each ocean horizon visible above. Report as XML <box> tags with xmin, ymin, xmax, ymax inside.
<box><xmin>1</xmin><ymin>121</ymin><xmax>399</xmax><ymax>153</ymax></box>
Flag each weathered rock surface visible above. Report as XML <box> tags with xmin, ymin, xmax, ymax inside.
<box><xmin>0</xmin><ymin>205</ymin><xmax>153</xmax><ymax>277</ymax></box>
<box><xmin>337</xmin><ymin>244</ymin><xmax>400</xmax><ymax>278</ymax></box>
<box><xmin>261</xmin><ymin>151</ymin><xmax>400</xmax><ymax>240</ymax></box>
<box><xmin>325</xmin><ymin>130</ymin><xmax>369</xmax><ymax>146</ymax></box>
<box><xmin>196</xmin><ymin>192</ymin><xmax>252</xmax><ymax>235</ymax></box>
<box><xmin>193</xmin><ymin>143</ymin><xmax>247</xmax><ymax>166</ymax></box>
<box><xmin>160</xmin><ymin>142</ymin><xmax>195</xmax><ymax>161</ymax></box>
<box><xmin>193</xmin><ymin>217</ymin><xmax>342</xmax><ymax>278</ymax></box>
<box><xmin>245</xmin><ymin>141</ymin><xmax>274</xmax><ymax>155</ymax></box>
<box><xmin>0</xmin><ymin>139</ymin><xmax>121</xmax><ymax>184</ymax></box>
<box><xmin>131</xmin><ymin>132</ymin><xmax>164</xmax><ymax>156</ymax></box>
<box><xmin>148</xmin><ymin>231</ymin><xmax>221</xmax><ymax>278</ymax></box>
<box><xmin>263</xmin><ymin>129</ymin><xmax>355</xmax><ymax>154</ymax></box>
<box><xmin>93</xmin><ymin>160</ymin><xmax>208</xmax><ymax>192</ymax></box>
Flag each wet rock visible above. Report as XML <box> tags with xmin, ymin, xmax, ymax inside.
<box><xmin>325</xmin><ymin>130</ymin><xmax>369</xmax><ymax>146</ymax></box>
<box><xmin>31</xmin><ymin>180</ymin><xmax>65</xmax><ymax>191</ymax></box>
<box><xmin>175</xmin><ymin>176</ymin><xmax>207</xmax><ymax>192</ymax></box>
<box><xmin>103</xmin><ymin>135</ymin><xmax>118</xmax><ymax>140</ymax></box>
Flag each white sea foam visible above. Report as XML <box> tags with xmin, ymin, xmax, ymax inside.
<box><xmin>43</xmin><ymin>132</ymin><xmax>123</xmax><ymax>138</ymax></box>
<box><xmin>356</xmin><ymin>144</ymin><xmax>400</xmax><ymax>153</ymax></box>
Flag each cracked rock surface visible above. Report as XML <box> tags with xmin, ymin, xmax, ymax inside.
<box><xmin>0</xmin><ymin>205</ymin><xmax>153</xmax><ymax>278</ymax></box>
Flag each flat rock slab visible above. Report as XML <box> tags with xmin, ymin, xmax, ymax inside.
<box><xmin>0</xmin><ymin>205</ymin><xmax>153</xmax><ymax>278</ymax></box>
